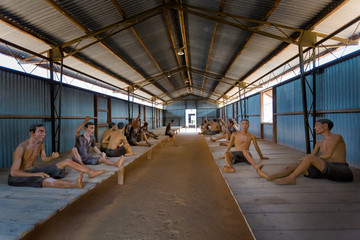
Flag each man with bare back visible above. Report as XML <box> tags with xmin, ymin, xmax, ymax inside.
<box><xmin>71</xmin><ymin>116</ymin><xmax>123</xmax><ymax>168</ymax></box>
<box><xmin>102</xmin><ymin>122</ymin><xmax>135</xmax><ymax>157</ymax></box>
<box><xmin>223</xmin><ymin>119</ymin><xmax>269</xmax><ymax>173</ymax></box>
<box><xmin>199</xmin><ymin>119</ymin><xmax>221</xmax><ymax>135</ymax></box>
<box><xmin>258</xmin><ymin>119</ymin><xmax>353</xmax><ymax>184</ymax></box>
<box><xmin>8</xmin><ymin>124</ymin><xmax>105</xmax><ymax>188</ymax></box>
<box><xmin>100</xmin><ymin>122</ymin><xmax>116</xmax><ymax>152</ymax></box>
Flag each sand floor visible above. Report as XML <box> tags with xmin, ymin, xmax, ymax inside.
<box><xmin>22</xmin><ymin>133</ymin><xmax>253</xmax><ymax>240</ymax></box>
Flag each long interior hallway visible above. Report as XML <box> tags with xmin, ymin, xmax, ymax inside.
<box><xmin>22</xmin><ymin>133</ymin><xmax>253</xmax><ymax>240</ymax></box>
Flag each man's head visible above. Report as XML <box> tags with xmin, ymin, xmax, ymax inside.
<box><xmin>108</xmin><ymin>122</ymin><xmax>116</xmax><ymax>129</ymax></box>
<box><xmin>213</xmin><ymin>119</ymin><xmax>217</xmax><ymax>122</ymax></box>
<box><xmin>227</xmin><ymin>120</ymin><xmax>234</xmax><ymax>127</ymax></box>
<box><xmin>118</xmin><ymin>122</ymin><xmax>125</xmax><ymax>130</ymax></box>
<box><xmin>315</xmin><ymin>119</ymin><xmax>334</xmax><ymax>134</ymax></box>
<box><xmin>84</xmin><ymin>122</ymin><xmax>95</xmax><ymax>135</ymax></box>
<box><xmin>128</xmin><ymin>118</ymin><xmax>133</xmax><ymax>124</ymax></box>
<box><xmin>144</xmin><ymin>122</ymin><xmax>149</xmax><ymax>127</ymax></box>
<box><xmin>29</xmin><ymin>123</ymin><xmax>46</xmax><ymax>141</ymax></box>
<box><xmin>240</xmin><ymin>119</ymin><xmax>249</xmax><ymax>130</ymax></box>
<box><xmin>170</xmin><ymin>119</ymin><xmax>174</xmax><ymax>124</ymax></box>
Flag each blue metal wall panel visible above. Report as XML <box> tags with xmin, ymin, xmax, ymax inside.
<box><xmin>185</xmin><ymin>99</ymin><xmax>196</xmax><ymax>109</ymax></box>
<box><xmin>246</xmin><ymin>94</ymin><xmax>261</xmax><ymax>115</ymax></box>
<box><xmin>263</xmin><ymin>124</ymin><xmax>273</xmax><ymax>141</ymax></box>
<box><xmin>61</xmin><ymin>86</ymin><xmax>94</xmax><ymax>117</ymax></box>
<box><xmin>112</xmin><ymin>98</ymin><xmax>128</xmax><ymax>118</ymax></box>
<box><xmin>277</xmin><ymin>115</ymin><xmax>306</xmax><ymax>152</ymax></box>
<box><xmin>97</xmin><ymin>96</ymin><xmax>108</xmax><ymax>110</ymax></box>
<box><xmin>225</xmin><ymin>104</ymin><xmax>233</xmax><ymax>120</ymax></box>
<box><xmin>316</xmin><ymin>55</ymin><xmax>360</xmax><ymax>111</ymax></box>
<box><xmin>0</xmin><ymin>70</ymin><xmax>50</xmax><ymax>115</ymax></box>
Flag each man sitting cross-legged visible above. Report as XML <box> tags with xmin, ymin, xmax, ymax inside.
<box><xmin>8</xmin><ymin>124</ymin><xmax>105</xmax><ymax>188</ymax></box>
<box><xmin>141</xmin><ymin>122</ymin><xmax>159</xmax><ymax>140</ymax></box>
<box><xmin>102</xmin><ymin>122</ymin><xmax>135</xmax><ymax>157</ymax></box>
<box><xmin>128</xmin><ymin>119</ymin><xmax>152</xmax><ymax>147</ymax></box>
<box><xmin>223</xmin><ymin>119</ymin><xmax>269</xmax><ymax>174</ymax></box>
<box><xmin>257</xmin><ymin>119</ymin><xmax>353</xmax><ymax>184</ymax></box>
<box><xmin>71</xmin><ymin>116</ymin><xmax>123</xmax><ymax>168</ymax></box>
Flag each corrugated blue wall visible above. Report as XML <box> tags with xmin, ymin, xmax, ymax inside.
<box><xmin>263</xmin><ymin>124</ymin><xmax>273</xmax><ymax>141</ymax></box>
<box><xmin>0</xmin><ymin>67</ymin><xmax>163</xmax><ymax>168</ymax></box>
<box><xmin>0</xmin><ymin>69</ymin><xmax>51</xmax><ymax>168</ymax></box>
<box><xmin>246</xmin><ymin>94</ymin><xmax>261</xmax><ymax>137</ymax></box>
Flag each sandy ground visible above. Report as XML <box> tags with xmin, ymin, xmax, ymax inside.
<box><xmin>22</xmin><ymin>134</ymin><xmax>253</xmax><ymax>240</ymax></box>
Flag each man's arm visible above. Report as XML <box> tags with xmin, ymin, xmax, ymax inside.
<box><xmin>94</xmin><ymin>146</ymin><xmax>106</xmax><ymax>157</ymax></box>
<box><xmin>225</xmin><ymin>134</ymin><xmax>235</xmax><ymax>152</ymax></box>
<box><xmin>10</xmin><ymin>145</ymin><xmax>49</xmax><ymax>178</ymax></box>
<box><xmin>218</xmin><ymin>118</ymin><xmax>226</xmax><ymax>127</ymax></box>
<box><xmin>252</xmin><ymin>135</ymin><xmax>268</xmax><ymax>159</ymax></box>
<box><xmin>40</xmin><ymin>144</ymin><xmax>59</xmax><ymax>162</ymax></box>
<box><xmin>75</xmin><ymin>116</ymin><xmax>91</xmax><ymax>137</ymax></box>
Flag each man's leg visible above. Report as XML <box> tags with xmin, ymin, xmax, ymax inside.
<box><xmin>42</xmin><ymin>172</ymin><xmax>84</xmax><ymax>188</ymax></box>
<box><xmin>71</xmin><ymin>148</ymin><xmax>83</xmax><ymax>165</ymax></box>
<box><xmin>99</xmin><ymin>155</ymin><xmax>124</xmax><ymax>168</ymax></box>
<box><xmin>141</xmin><ymin>132</ymin><xmax>152</xmax><ymax>146</ymax></box>
<box><xmin>56</xmin><ymin>159</ymin><xmax>105</xmax><ymax>178</ymax></box>
<box><xmin>274</xmin><ymin>155</ymin><xmax>325</xmax><ymax>185</ymax></box>
<box><xmin>223</xmin><ymin>152</ymin><xmax>236</xmax><ymax>173</ymax></box>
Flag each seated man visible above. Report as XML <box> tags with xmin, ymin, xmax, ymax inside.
<box><xmin>258</xmin><ymin>119</ymin><xmax>353</xmax><ymax>184</ymax></box>
<box><xmin>102</xmin><ymin>122</ymin><xmax>135</xmax><ymax>157</ymax></box>
<box><xmin>210</xmin><ymin>118</ymin><xmax>237</xmax><ymax>146</ymax></box>
<box><xmin>199</xmin><ymin>119</ymin><xmax>221</xmax><ymax>135</ymax></box>
<box><xmin>71</xmin><ymin>116</ymin><xmax>123</xmax><ymax>167</ymax></box>
<box><xmin>128</xmin><ymin>119</ymin><xmax>152</xmax><ymax>147</ymax></box>
<box><xmin>8</xmin><ymin>124</ymin><xmax>105</xmax><ymax>188</ymax></box>
<box><xmin>124</xmin><ymin>115</ymin><xmax>140</xmax><ymax>142</ymax></box>
<box><xmin>223</xmin><ymin>119</ymin><xmax>268</xmax><ymax>173</ymax></box>
<box><xmin>141</xmin><ymin>122</ymin><xmax>159</xmax><ymax>139</ymax></box>
<box><xmin>165</xmin><ymin>119</ymin><xmax>176</xmax><ymax>145</ymax></box>
<box><xmin>100</xmin><ymin>122</ymin><xmax>116</xmax><ymax>152</ymax></box>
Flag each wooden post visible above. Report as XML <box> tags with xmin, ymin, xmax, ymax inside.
<box><xmin>118</xmin><ymin>167</ymin><xmax>125</xmax><ymax>185</ymax></box>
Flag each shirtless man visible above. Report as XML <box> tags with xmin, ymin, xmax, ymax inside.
<box><xmin>141</xmin><ymin>122</ymin><xmax>159</xmax><ymax>139</ymax></box>
<box><xmin>100</xmin><ymin>122</ymin><xmax>116</xmax><ymax>152</ymax></box>
<box><xmin>8</xmin><ymin>124</ymin><xmax>105</xmax><ymax>188</ymax></box>
<box><xmin>223</xmin><ymin>119</ymin><xmax>269</xmax><ymax>173</ymax></box>
<box><xmin>128</xmin><ymin>119</ymin><xmax>152</xmax><ymax>147</ymax></box>
<box><xmin>210</xmin><ymin>118</ymin><xmax>237</xmax><ymax>145</ymax></box>
<box><xmin>258</xmin><ymin>119</ymin><xmax>353</xmax><ymax>184</ymax></box>
<box><xmin>200</xmin><ymin>119</ymin><xmax>221</xmax><ymax>135</ymax></box>
<box><xmin>71</xmin><ymin>116</ymin><xmax>123</xmax><ymax>167</ymax></box>
<box><xmin>102</xmin><ymin>122</ymin><xmax>135</xmax><ymax>157</ymax></box>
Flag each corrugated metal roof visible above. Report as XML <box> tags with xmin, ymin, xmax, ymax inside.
<box><xmin>0</xmin><ymin>0</ymin><xmax>358</xmax><ymax>105</ymax></box>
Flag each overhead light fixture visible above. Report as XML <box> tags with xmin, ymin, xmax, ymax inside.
<box><xmin>177</xmin><ymin>49</ymin><xmax>184</xmax><ymax>55</ymax></box>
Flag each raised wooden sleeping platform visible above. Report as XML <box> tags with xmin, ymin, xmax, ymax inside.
<box><xmin>0</xmin><ymin>127</ymin><xmax>171</xmax><ymax>240</ymax></box>
<box><xmin>204</xmin><ymin>135</ymin><xmax>360</xmax><ymax>240</ymax></box>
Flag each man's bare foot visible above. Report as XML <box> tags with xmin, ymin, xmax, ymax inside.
<box><xmin>273</xmin><ymin>177</ymin><xmax>296</xmax><ymax>185</ymax></box>
<box><xmin>257</xmin><ymin>169</ymin><xmax>271</xmax><ymax>181</ymax></box>
<box><xmin>223</xmin><ymin>166</ymin><xmax>236</xmax><ymax>173</ymax></box>
<box><xmin>117</xmin><ymin>155</ymin><xmax>124</xmax><ymax>168</ymax></box>
<box><xmin>88</xmin><ymin>169</ymin><xmax>106</xmax><ymax>178</ymax></box>
<box><xmin>125</xmin><ymin>152</ymin><xmax>135</xmax><ymax>156</ymax></box>
<box><xmin>219</xmin><ymin>142</ymin><xmax>227</xmax><ymax>146</ymax></box>
<box><xmin>255</xmin><ymin>164</ymin><xmax>264</xmax><ymax>171</ymax></box>
<box><xmin>219</xmin><ymin>155</ymin><xmax>225</xmax><ymax>159</ymax></box>
<box><xmin>74</xmin><ymin>172</ymin><xmax>84</xmax><ymax>188</ymax></box>
<box><xmin>209</xmin><ymin>137</ymin><xmax>215</xmax><ymax>142</ymax></box>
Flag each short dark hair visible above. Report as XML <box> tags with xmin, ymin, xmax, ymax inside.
<box><xmin>170</xmin><ymin>119</ymin><xmax>174</xmax><ymax>123</ymax></box>
<box><xmin>229</xmin><ymin>120</ymin><xmax>234</xmax><ymax>125</ymax></box>
<box><xmin>84</xmin><ymin>122</ymin><xmax>95</xmax><ymax>128</ymax></box>
<box><xmin>108</xmin><ymin>122</ymin><xmax>115</xmax><ymax>128</ymax></box>
<box><xmin>213</xmin><ymin>119</ymin><xmax>217</xmax><ymax>122</ymax></box>
<box><xmin>316</xmin><ymin>119</ymin><xmax>334</xmax><ymax>130</ymax></box>
<box><xmin>118</xmin><ymin>122</ymin><xmax>124</xmax><ymax>129</ymax></box>
<box><xmin>240</xmin><ymin>119</ymin><xmax>249</xmax><ymax>123</ymax></box>
<box><xmin>29</xmin><ymin>123</ymin><xmax>44</xmax><ymax>133</ymax></box>
<box><xmin>128</xmin><ymin>118</ymin><xmax>133</xmax><ymax>123</ymax></box>
<box><xmin>144</xmin><ymin>122</ymin><xmax>148</xmax><ymax>126</ymax></box>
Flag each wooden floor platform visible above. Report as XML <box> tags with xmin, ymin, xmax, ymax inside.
<box><xmin>204</xmin><ymin>135</ymin><xmax>360</xmax><ymax>240</ymax></box>
<box><xmin>0</xmin><ymin>127</ymin><xmax>170</xmax><ymax>240</ymax></box>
